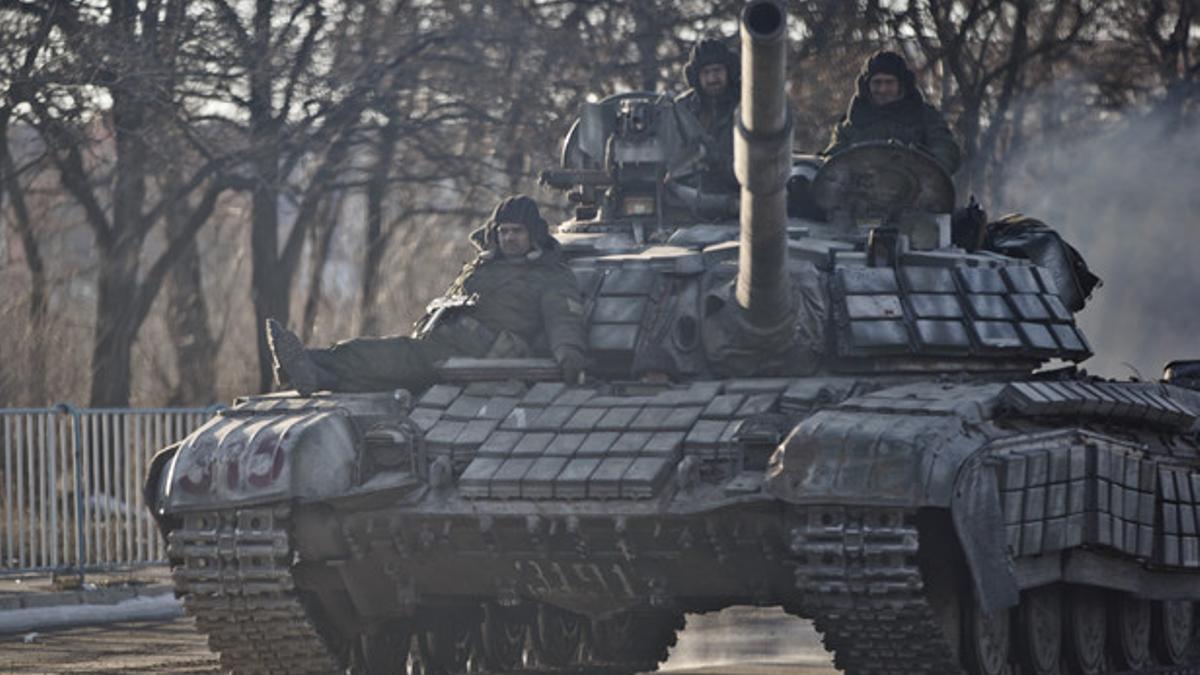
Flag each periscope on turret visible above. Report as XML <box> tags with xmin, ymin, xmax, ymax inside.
<box><xmin>145</xmin><ymin>2</ymin><xmax>1200</xmax><ymax>674</ymax></box>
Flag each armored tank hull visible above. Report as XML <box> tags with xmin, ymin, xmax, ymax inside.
<box><xmin>148</xmin><ymin>371</ymin><xmax>1200</xmax><ymax>675</ymax></box>
<box><xmin>146</xmin><ymin>1</ymin><xmax>1200</xmax><ymax>673</ymax></box>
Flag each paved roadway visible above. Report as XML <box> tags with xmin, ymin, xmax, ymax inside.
<box><xmin>0</xmin><ymin>606</ymin><xmax>841</xmax><ymax>674</ymax></box>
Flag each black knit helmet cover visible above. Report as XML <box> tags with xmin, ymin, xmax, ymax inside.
<box><xmin>481</xmin><ymin>194</ymin><xmax>552</xmax><ymax>250</ymax></box>
<box><xmin>684</xmin><ymin>37</ymin><xmax>739</xmax><ymax>91</ymax></box>
<box><xmin>856</xmin><ymin>50</ymin><xmax>919</xmax><ymax>101</ymax></box>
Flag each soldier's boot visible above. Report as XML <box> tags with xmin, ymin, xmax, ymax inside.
<box><xmin>266</xmin><ymin>318</ymin><xmax>333</xmax><ymax>396</ymax></box>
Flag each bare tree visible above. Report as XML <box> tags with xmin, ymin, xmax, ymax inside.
<box><xmin>0</xmin><ymin>9</ymin><xmax>52</xmax><ymax>405</ymax></box>
<box><xmin>198</xmin><ymin>0</ymin><xmax>490</xmax><ymax>390</ymax></box>
<box><xmin>162</xmin><ymin>156</ymin><xmax>221</xmax><ymax>405</ymax></box>
<box><xmin>2</xmin><ymin>1</ymin><xmax>237</xmax><ymax>407</ymax></box>
<box><xmin>884</xmin><ymin>0</ymin><xmax>1099</xmax><ymax>202</ymax></box>
<box><xmin>1</xmin><ymin>0</ymin><xmax>1194</xmax><ymax>406</ymax></box>
<box><xmin>1095</xmin><ymin>0</ymin><xmax>1199</xmax><ymax>132</ymax></box>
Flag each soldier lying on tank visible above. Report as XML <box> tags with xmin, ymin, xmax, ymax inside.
<box><xmin>672</xmin><ymin>36</ymin><xmax>741</xmax><ymax>196</ymax></box>
<box><xmin>822</xmin><ymin>50</ymin><xmax>962</xmax><ymax>175</ymax></box>
<box><xmin>267</xmin><ymin>195</ymin><xmax>588</xmax><ymax>396</ymax></box>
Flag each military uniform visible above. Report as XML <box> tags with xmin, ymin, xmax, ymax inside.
<box><xmin>274</xmin><ymin>196</ymin><xmax>587</xmax><ymax>394</ymax></box>
<box><xmin>672</xmin><ymin>38</ymin><xmax>741</xmax><ymax>195</ymax></box>
<box><xmin>823</xmin><ymin>51</ymin><xmax>962</xmax><ymax>175</ymax></box>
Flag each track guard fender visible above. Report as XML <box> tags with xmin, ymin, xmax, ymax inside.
<box><xmin>951</xmin><ymin>454</ymin><xmax>1020</xmax><ymax>615</ymax></box>
<box><xmin>158</xmin><ymin>410</ymin><xmax>359</xmax><ymax>513</ymax></box>
<box><xmin>145</xmin><ymin>441</ymin><xmax>181</xmax><ymax>536</ymax></box>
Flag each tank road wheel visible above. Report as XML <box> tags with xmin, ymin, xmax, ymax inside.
<box><xmin>405</xmin><ymin>638</ymin><xmax>433</xmax><ymax>675</ymax></box>
<box><xmin>479</xmin><ymin>603</ymin><xmax>527</xmax><ymax>671</ymax></box>
<box><xmin>589</xmin><ymin>613</ymin><xmax>634</xmax><ymax>663</ymax></box>
<box><xmin>963</xmin><ymin>601</ymin><xmax>1012</xmax><ymax>675</ymax></box>
<box><xmin>408</xmin><ymin>611</ymin><xmax>480</xmax><ymax>675</ymax></box>
<box><xmin>1110</xmin><ymin>594</ymin><xmax>1152</xmax><ymax>670</ymax></box>
<box><xmin>532</xmin><ymin>604</ymin><xmax>585</xmax><ymax>667</ymax></box>
<box><xmin>1152</xmin><ymin>600</ymin><xmax>1194</xmax><ymax>665</ymax></box>
<box><xmin>1019</xmin><ymin>586</ymin><xmax>1063</xmax><ymax>675</ymax></box>
<box><xmin>354</xmin><ymin>621</ymin><xmax>411</xmax><ymax>675</ymax></box>
<box><xmin>1065</xmin><ymin>586</ymin><xmax>1107</xmax><ymax>675</ymax></box>
<box><xmin>406</xmin><ymin>632</ymin><xmax>473</xmax><ymax>675</ymax></box>
<box><xmin>432</xmin><ymin>618</ymin><xmax>479</xmax><ymax>674</ymax></box>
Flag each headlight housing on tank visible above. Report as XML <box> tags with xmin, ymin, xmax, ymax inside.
<box><xmin>363</xmin><ymin>421</ymin><xmax>418</xmax><ymax>476</ymax></box>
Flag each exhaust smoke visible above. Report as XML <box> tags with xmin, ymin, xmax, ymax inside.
<box><xmin>1002</xmin><ymin>115</ymin><xmax>1200</xmax><ymax>380</ymax></box>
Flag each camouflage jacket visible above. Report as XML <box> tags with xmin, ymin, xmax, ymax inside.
<box><xmin>823</xmin><ymin>95</ymin><xmax>961</xmax><ymax>175</ymax></box>
<box><xmin>673</xmin><ymin>89</ymin><xmax>740</xmax><ymax>193</ymax></box>
<box><xmin>421</xmin><ymin>244</ymin><xmax>587</xmax><ymax>361</ymax></box>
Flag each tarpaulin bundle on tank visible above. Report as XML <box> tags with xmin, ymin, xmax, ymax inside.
<box><xmin>984</xmin><ymin>214</ymin><xmax>1102</xmax><ymax>312</ymax></box>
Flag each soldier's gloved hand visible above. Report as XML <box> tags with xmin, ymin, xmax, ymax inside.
<box><xmin>554</xmin><ymin>346</ymin><xmax>587</xmax><ymax>385</ymax></box>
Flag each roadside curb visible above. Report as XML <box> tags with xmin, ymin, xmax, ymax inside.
<box><xmin>0</xmin><ymin>584</ymin><xmax>181</xmax><ymax>635</ymax></box>
<box><xmin>0</xmin><ymin>583</ymin><xmax>170</xmax><ymax>611</ymax></box>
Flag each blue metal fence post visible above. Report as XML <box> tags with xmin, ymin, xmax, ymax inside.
<box><xmin>3</xmin><ymin>403</ymin><xmax>219</xmax><ymax>576</ymax></box>
<box><xmin>54</xmin><ymin>403</ymin><xmax>88</xmax><ymax>585</ymax></box>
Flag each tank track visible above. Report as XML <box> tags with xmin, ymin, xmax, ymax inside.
<box><xmin>167</xmin><ymin>506</ymin><xmax>345</xmax><ymax>675</ymax></box>
<box><xmin>789</xmin><ymin>507</ymin><xmax>1200</xmax><ymax>675</ymax></box>
<box><xmin>789</xmin><ymin>507</ymin><xmax>961</xmax><ymax>674</ymax></box>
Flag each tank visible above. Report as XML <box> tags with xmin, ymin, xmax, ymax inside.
<box><xmin>145</xmin><ymin>2</ymin><xmax>1200</xmax><ymax>673</ymax></box>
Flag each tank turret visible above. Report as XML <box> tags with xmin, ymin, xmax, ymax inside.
<box><xmin>543</xmin><ymin>0</ymin><xmax>1094</xmax><ymax>382</ymax></box>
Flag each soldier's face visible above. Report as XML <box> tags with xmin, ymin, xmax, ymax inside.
<box><xmin>869</xmin><ymin>74</ymin><xmax>903</xmax><ymax>106</ymax></box>
<box><xmin>497</xmin><ymin>222</ymin><xmax>532</xmax><ymax>258</ymax></box>
<box><xmin>698</xmin><ymin>64</ymin><xmax>729</xmax><ymax>97</ymax></box>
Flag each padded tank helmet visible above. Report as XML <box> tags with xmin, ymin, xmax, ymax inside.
<box><xmin>856</xmin><ymin>49</ymin><xmax>919</xmax><ymax>101</ymax></box>
<box><xmin>684</xmin><ymin>37</ymin><xmax>740</xmax><ymax>92</ymax></box>
<box><xmin>470</xmin><ymin>194</ymin><xmax>556</xmax><ymax>253</ymax></box>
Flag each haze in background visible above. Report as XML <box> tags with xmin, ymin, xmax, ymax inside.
<box><xmin>1002</xmin><ymin>116</ymin><xmax>1200</xmax><ymax>380</ymax></box>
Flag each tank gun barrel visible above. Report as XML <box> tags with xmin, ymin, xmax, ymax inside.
<box><xmin>734</xmin><ymin>0</ymin><xmax>792</xmax><ymax>329</ymax></box>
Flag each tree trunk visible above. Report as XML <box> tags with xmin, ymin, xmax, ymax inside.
<box><xmin>0</xmin><ymin>111</ymin><xmax>49</xmax><ymax>405</ymax></box>
<box><xmin>1153</xmin><ymin>80</ymin><xmax>1190</xmax><ymax>136</ymax></box>
<box><xmin>955</xmin><ymin>99</ymin><xmax>983</xmax><ymax>199</ymax></box>
<box><xmin>360</xmin><ymin>111</ymin><xmax>400</xmax><ymax>336</ymax></box>
<box><xmin>89</xmin><ymin>244</ymin><xmax>140</xmax><ymax>407</ymax></box>
<box><xmin>164</xmin><ymin>170</ymin><xmax>218</xmax><ymax>405</ymax></box>
<box><xmin>300</xmin><ymin>192</ymin><xmax>341</xmax><ymax>343</ymax></box>
<box><xmin>248</xmin><ymin>3</ymin><xmax>285</xmax><ymax>394</ymax></box>
<box><xmin>633</xmin><ymin>4</ymin><xmax>661</xmax><ymax>92</ymax></box>
<box><xmin>250</xmin><ymin>150</ymin><xmax>286</xmax><ymax>394</ymax></box>
<box><xmin>88</xmin><ymin>83</ymin><xmax>149</xmax><ymax>408</ymax></box>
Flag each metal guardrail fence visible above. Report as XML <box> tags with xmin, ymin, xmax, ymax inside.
<box><xmin>0</xmin><ymin>405</ymin><xmax>219</xmax><ymax>575</ymax></box>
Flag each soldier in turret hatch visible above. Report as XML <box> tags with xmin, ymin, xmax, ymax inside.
<box><xmin>673</xmin><ymin>36</ymin><xmax>741</xmax><ymax>194</ymax></box>
<box><xmin>822</xmin><ymin>50</ymin><xmax>962</xmax><ymax>174</ymax></box>
<box><xmin>267</xmin><ymin>195</ymin><xmax>587</xmax><ymax>395</ymax></box>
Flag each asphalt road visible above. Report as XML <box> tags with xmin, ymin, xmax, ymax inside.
<box><xmin>0</xmin><ymin>606</ymin><xmax>841</xmax><ymax>674</ymax></box>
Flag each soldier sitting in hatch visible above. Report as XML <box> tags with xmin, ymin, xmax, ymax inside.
<box><xmin>267</xmin><ymin>195</ymin><xmax>588</xmax><ymax>395</ymax></box>
<box><xmin>672</xmin><ymin>36</ymin><xmax>741</xmax><ymax>195</ymax></box>
<box><xmin>822</xmin><ymin>50</ymin><xmax>962</xmax><ymax>175</ymax></box>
